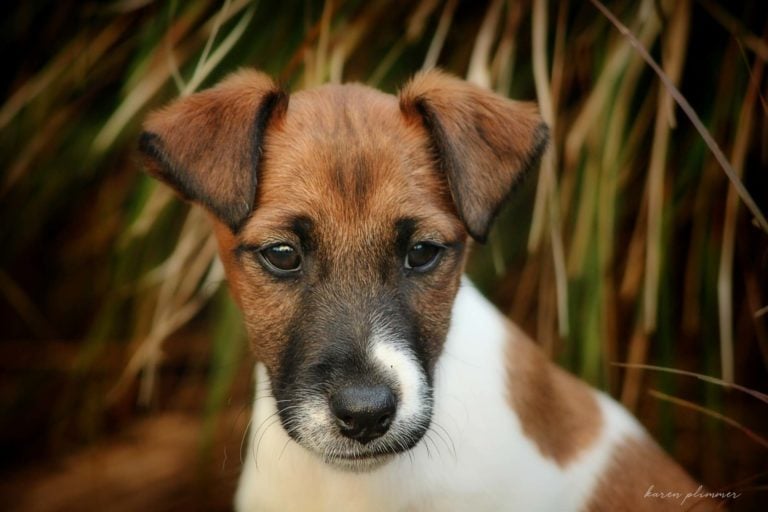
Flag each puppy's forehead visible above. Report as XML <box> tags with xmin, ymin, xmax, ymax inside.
<box><xmin>249</xmin><ymin>83</ymin><xmax>457</xmax><ymax>235</ymax></box>
<box><xmin>278</xmin><ymin>83</ymin><xmax>407</xmax><ymax>144</ymax></box>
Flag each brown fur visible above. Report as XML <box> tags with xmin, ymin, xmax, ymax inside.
<box><xmin>230</xmin><ymin>83</ymin><xmax>469</xmax><ymax>372</ymax></box>
<box><xmin>505</xmin><ymin>326</ymin><xmax>603</xmax><ymax>466</ymax></box>
<box><xmin>141</xmin><ymin>70</ymin><xmax>287</xmax><ymax>230</ymax></box>
<box><xmin>585</xmin><ymin>437</ymin><xmax>722</xmax><ymax>511</ymax></box>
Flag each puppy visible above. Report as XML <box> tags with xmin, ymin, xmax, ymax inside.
<box><xmin>140</xmin><ymin>69</ymin><xmax>718</xmax><ymax>511</ymax></box>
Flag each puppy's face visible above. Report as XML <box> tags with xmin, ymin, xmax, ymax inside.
<box><xmin>141</xmin><ymin>69</ymin><xmax>546</xmax><ymax>471</ymax></box>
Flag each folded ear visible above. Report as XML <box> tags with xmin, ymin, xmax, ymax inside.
<box><xmin>399</xmin><ymin>69</ymin><xmax>548</xmax><ymax>242</ymax></box>
<box><xmin>139</xmin><ymin>69</ymin><xmax>288</xmax><ymax>232</ymax></box>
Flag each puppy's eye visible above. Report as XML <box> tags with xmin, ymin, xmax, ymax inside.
<box><xmin>258</xmin><ymin>244</ymin><xmax>301</xmax><ymax>274</ymax></box>
<box><xmin>405</xmin><ymin>242</ymin><xmax>444</xmax><ymax>272</ymax></box>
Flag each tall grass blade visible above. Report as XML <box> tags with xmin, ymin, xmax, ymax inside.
<box><xmin>182</xmin><ymin>2</ymin><xmax>257</xmax><ymax>96</ymax></box>
<box><xmin>642</xmin><ymin>0</ymin><xmax>691</xmax><ymax>334</ymax></box>
<box><xmin>589</xmin><ymin>0</ymin><xmax>768</xmax><ymax>235</ymax></box>
<box><xmin>531</xmin><ymin>0</ymin><xmax>569</xmax><ymax>339</ymax></box>
<box><xmin>698</xmin><ymin>0</ymin><xmax>768</xmax><ymax>61</ymax></box>
<box><xmin>716</xmin><ymin>53</ymin><xmax>764</xmax><ymax>384</ymax></box>
<box><xmin>422</xmin><ymin>0</ymin><xmax>458</xmax><ymax>70</ymax></box>
<box><xmin>649</xmin><ymin>389</ymin><xmax>768</xmax><ymax>449</ymax></box>
<box><xmin>467</xmin><ymin>0</ymin><xmax>503</xmax><ymax>88</ymax></box>
<box><xmin>617</xmin><ymin>363</ymin><xmax>768</xmax><ymax>404</ymax></box>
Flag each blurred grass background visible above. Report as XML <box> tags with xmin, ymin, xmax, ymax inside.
<box><xmin>1</xmin><ymin>0</ymin><xmax>767</xmax><ymax>510</ymax></box>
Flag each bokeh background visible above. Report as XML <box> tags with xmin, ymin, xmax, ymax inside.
<box><xmin>1</xmin><ymin>0</ymin><xmax>767</xmax><ymax>510</ymax></box>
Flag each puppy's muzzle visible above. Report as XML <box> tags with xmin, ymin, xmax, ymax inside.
<box><xmin>330</xmin><ymin>385</ymin><xmax>397</xmax><ymax>444</ymax></box>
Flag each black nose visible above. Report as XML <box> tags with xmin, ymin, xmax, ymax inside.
<box><xmin>329</xmin><ymin>385</ymin><xmax>397</xmax><ymax>444</ymax></box>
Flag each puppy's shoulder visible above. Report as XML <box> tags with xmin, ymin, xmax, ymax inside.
<box><xmin>504</xmin><ymin>329</ymin><xmax>604</xmax><ymax>466</ymax></box>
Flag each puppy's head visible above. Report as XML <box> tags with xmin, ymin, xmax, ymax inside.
<box><xmin>140</xmin><ymin>69</ymin><xmax>547</xmax><ymax>471</ymax></box>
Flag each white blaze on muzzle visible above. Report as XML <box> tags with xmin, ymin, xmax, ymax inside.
<box><xmin>369</xmin><ymin>327</ymin><xmax>431</xmax><ymax>429</ymax></box>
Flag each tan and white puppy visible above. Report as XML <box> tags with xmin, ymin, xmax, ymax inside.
<box><xmin>140</xmin><ymin>69</ymin><xmax>718</xmax><ymax>511</ymax></box>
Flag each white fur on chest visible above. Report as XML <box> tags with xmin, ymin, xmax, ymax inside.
<box><xmin>235</xmin><ymin>279</ymin><xmax>644</xmax><ymax>512</ymax></box>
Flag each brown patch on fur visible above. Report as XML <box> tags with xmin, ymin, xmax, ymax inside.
<box><xmin>585</xmin><ymin>436</ymin><xmax>722</xmax><ymax>511</ymax></box>
<box><xmin>399</xmin><ymin>69</ymin><xmax>548</xmax><ymax>242</ymax></box>
<box><xmin>505</xmin><ymin>327</ymin><xmax>603</xmax><ymax>466</ymax></box>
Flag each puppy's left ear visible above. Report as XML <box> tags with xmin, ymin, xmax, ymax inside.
<box><xmin>399</xmin><ymin>69</ymin><xmax>548</xmax><ymax>242</ymax></box>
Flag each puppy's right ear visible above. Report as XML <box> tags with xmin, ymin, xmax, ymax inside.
<box><xmin>139</xmin><ymin>69</ymin><xmax>288</xmax><ymax>232</ymax></box>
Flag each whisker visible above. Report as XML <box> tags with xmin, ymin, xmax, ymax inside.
<box><xmin>252</xmin><ymin>416</ymin><xmax>283</xmax><ymax>468</ymax></box>
<box><xmin>251</xmin><ymin>404</ymin><xmax>305</xmax><ymax>467</ymax></box>
<box><xmin>240</xmin><ymin>414</ymin><xmax>254</xmax><ymax>464</ymax></box>
<box><xmin>422</xmin><ymin>432</ymin><xmax>433</xmax><ymax>459</ymax></box>
<box><xmin>430</xmin><ymin>421</ymin><xmax>457</xmax><ymax>460</ymax></box>
<box><xmin>278</xmin><ymin>434</ymin><xmax>294</xmax><ymax>461</ymax></box>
